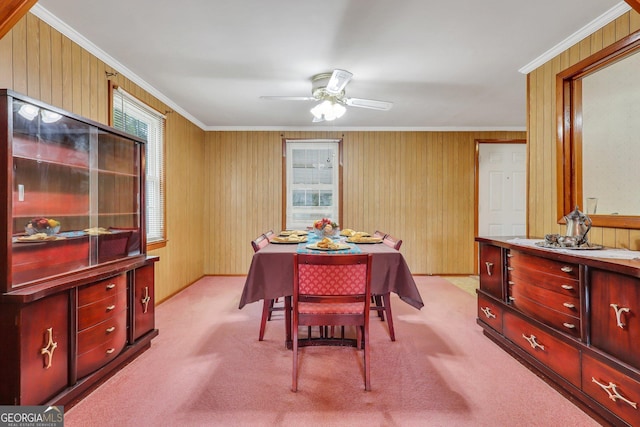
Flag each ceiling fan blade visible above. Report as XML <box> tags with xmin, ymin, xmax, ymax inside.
<box><xmin>325</xmin><ymin>69</ymin><xmax>353</xmax><ymax>95</ymax></box>
<box><xmin>260</xmin><ymin>96</ymin><xmax>317</xmax><ymax>101</ymax></box>
<box><xmin>344</xmin><ymin>97</ymin><xmax>393</xmax><ymax>110</ymax></box>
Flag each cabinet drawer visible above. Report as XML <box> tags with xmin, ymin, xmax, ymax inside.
<box><xmin>76</xmin><ymin>320</ymin><xmax>127</xmax><ymax>379</ymax></box>
<box><xmin>78</xmin><ymin>275</ymin><xmax>126</xmax><ymax>307</ymax></box>
<box><xmin>508</xmin><ymin>250</ymin><xmax>578</xmax><ymax>280</ymax></box>
<box><xmin>503</xmin><ymin>311</ymin><xmax>581</xmax><ymax>387</ymax></box>
<box><xmin>590</xmin><ymin>269</ymin><xmax>640</xmax><ymax>369</ymax></box>
<box><xmin>477</xmin><ymin>294</ymin><xmax>503</xmax><ymax>333</ymax></box>
<box><xmin>78</xmin><ymin>290</ymin><xmax>127</xmax><ymax>331</ymax></box>
<box><xmin>509</xmin><ymin>281</ymin><xmax>579</xmax><ymax>317</ymax></box>
<box><xmin>77</xmin><ymin>309</ymin><xmax>127</xmax><ymax>355</ymax></box>
<box><xmin>479</xmin><ymin>244</ymin><xmax>503</xmax><ymax>299</ymax></box>
<box><xmin>509</xmin><ymin>267</ymin><xmax>578</xmax><ymax>297</ymax></box>
<box><xmin>583</xmin><ymin>354</ymin><xmax>640</xmax><ymax>426</ymax></box>
<box><xmin>508</xmin><ymin>291</ymin><xmax>581</xmax><ymax>339</ymax></box>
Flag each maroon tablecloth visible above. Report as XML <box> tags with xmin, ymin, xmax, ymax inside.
<box><xmin>239</xmin><ymin>242</ymin><xmax>423</xmax><ymax>310</ymax></box>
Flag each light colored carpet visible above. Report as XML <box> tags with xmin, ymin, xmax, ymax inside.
<box><xmin>441</xmin><ymin>275</ymin><xmax>479</xmax><ymax>296</ymax></box>
<box><xmin>64</xmin><ymin>275</ymin><xmax>598</xmax><ymax>427</ymax></box>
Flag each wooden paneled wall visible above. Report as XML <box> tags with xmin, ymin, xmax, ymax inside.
<box><xmin>527</xmin><ymin>10</ymin><xmax>640</xmax><ymax>250</ymax></box>
<box><xmin>205</xmin><ymin>130</ymin><xmax>525</xmax><ymax>275</ymax></box>
<box><xmin>0</xmin><ymin>13</ymin><xmax>206</xmax><ymax>303</ymax></box>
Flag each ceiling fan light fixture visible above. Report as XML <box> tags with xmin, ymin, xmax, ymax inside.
<box><xmin>310</xmin><ymin>100</ymin><xmax>346</xmax><ymax>122</ymax></box>
<box><xmin>325</xmin><ymin>69</ymin><xmax>353</xmax><ymax>95</ymax></box>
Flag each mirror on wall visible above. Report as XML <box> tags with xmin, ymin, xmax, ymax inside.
<box><xmin>557</xmin><ymin>31</ymin><xmax>640</xmax><ymax>229</ymax></box>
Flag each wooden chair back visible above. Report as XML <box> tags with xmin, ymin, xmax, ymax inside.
<box><xmin>383</xmin><ymin>234</ymin><xmax>402</xmax><ymax>250</ymax></box>
<box><xmin>251</xmin><ymin>234</ymin><xmax>269</xmax><ymax>252</ymax></box>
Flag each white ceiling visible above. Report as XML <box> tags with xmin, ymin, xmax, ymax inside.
<box><xmin>34</xmin><ymin>0</ymin><xmax>626</xmax><ymax>131</ymax></box>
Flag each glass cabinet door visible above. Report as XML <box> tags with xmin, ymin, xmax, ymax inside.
<box><xmin>8</xmin><ymin>94</ymin><xmax>143</xmax><ymax>288</ymax></box>
<box><xmin>12</xmin><ymin>99</ymin><xmax>93</xmax><ymax>285</ymax></box>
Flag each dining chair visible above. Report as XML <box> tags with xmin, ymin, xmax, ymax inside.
<box><xmin>264</xmin><ymin>229</ymin><xmax>276</xmax><ymax>242</ymax></box>
<box><xmin>292</xmin><ymin>253</ymin><xmax>373</xmax><ymax>392</ymax></box>
<box><xmin>370</xmin><ymin>234</ymin><xmax>403</xmax><ymax>342</ymax></box>
<box><xmin>251</xmin><ymin>234</ymin><xmax>289</xmax><ymax>341</ymax></box>
<box><xmin>373</xmin><ymin>230</ymin><xmax>387</xmax><ymax>239</ymax></box>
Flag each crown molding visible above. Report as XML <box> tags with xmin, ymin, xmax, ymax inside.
<box><xmin>30</xmin><ymin>4</ymin><xmax>207</xmax><ymax>130</ymax></box>
<box><xmin>518</xmin><ymin>2</ymin><xmax>632</xmax><ymax>74</ymax></box>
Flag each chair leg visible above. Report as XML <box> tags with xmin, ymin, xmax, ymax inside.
<box><xmin>267</xmin><ymin>298</ymin><xmax>276</xmax><ymax>321</ymax></box>
<box><xmin>259</xmin><ymin>299</ymin><xmax>273</xmax><ymax>341</ymax></box>
<box><xmin>374</xmin><ymin>295</ymin><xmax>385</xmax><ymax>320</ymax></box>
<box><xmin>364</xmin><ymin>324</ymin><xmax>371</xmax><ymax>391</ymax></box>
<box><xmin>292</xmin><ymin>317</ymin><xmax>299</xmax><ymax>392</ymax></box>
<box><xmin>285</xmin><ymin>296</ymin><xmax>292</xmax><ymax>347</ymax></box>
<box><xmin>383</xmin><ymin>293</ymin><xmax>395</xmax><ymax>341</ymax></box>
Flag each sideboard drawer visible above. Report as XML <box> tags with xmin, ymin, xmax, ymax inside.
<box><xmin>508</xmin><ymin>290</ymin><xmax>581</xmax><ymax>339</ymax></box>
<box><xmin>508</xmin><ymin>250</ymin><xmax>579</xmax><ymax>280</ymax></box>
<box><xmin>503</xmin><ymin>311</ymin><xmax>581</xmax><ymax>387</ymax></box>
<box><xmin>78</xmin><ymin>274</ymin><xmax>126</xmax><ymax>307</ymax></box>
<box><xmin>76</xmin><ymin>313</ymin><xmax>127</xmax><ymax>379</ymax></box>
<box><xmin>509</xmin><ymin>267</ymin><xmax>579</xmax><ymax>297</ymax></box>
<box><xmin>582</xmin><ymin>354</ymin><xmax>640</xmax><ymax>426</ymax></box>
<box><xmin>77</xmin><ymin>310</ymin><xmax>127</xmax><ymax>355</ymax></box>
<box><xmin>477</xmin><ymin>294</ymin><xmax>503</xmax><ymax>333</ymax></box>
<box><xmin>509</xmin><ymin>281</ymin><xmax>579</xmax><ymax>317</ymax></box>
<box><xmin>77</xmin><ymin>290</ymin><xmax>127</xmax><ymax>331</ymax></box>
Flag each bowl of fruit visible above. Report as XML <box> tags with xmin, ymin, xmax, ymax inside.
<box><xmin>25</xmin><ymin>217</ymin><xmax>61</xmax><ymax>236</ymax></box>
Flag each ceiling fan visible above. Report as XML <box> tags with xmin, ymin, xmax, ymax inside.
<box><xmin>260</xmin><ymin>69</ymin><xmax>393</xmax><ymax>122</ymax></box>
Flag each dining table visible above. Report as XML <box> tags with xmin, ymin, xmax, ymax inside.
<box><xmin>240</xmin><ymin>232</ymin><xmax>423</xmax><ymax>313</ymax></box>
<box><xmin>240</xmin><ymin>233</ymin><xmax>423</xmax><ymax>346</ymax></box>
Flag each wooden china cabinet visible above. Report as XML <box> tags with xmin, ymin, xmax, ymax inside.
<box><xmin>476</xmin><ymin>236</ymin><xmax>640</xmax><ymax>426</ymax></box>
<box><xmin>0</xmin><ymin>89</ymin><xmax>158</xmax><ymax>407</ymax></box>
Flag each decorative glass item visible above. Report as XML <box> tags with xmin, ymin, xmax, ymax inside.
<box><xmin>312</xmin><ymin>218</ymin><xmax>339</xmax><ymax>238</ymax></box>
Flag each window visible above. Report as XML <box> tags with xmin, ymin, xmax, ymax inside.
<box><xmin>111</xmin><ymin>86</ymin><xmax>165</xmax><ymax>245</ymax></box>
<box><xmin>285</xmin><ymin>139</ymin><xmax>341</xmax><ymax>229</ymax></box>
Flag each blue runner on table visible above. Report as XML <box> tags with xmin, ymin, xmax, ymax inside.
<box><xmin>296</xmin><ymin>242</ymin><xmax>362</xmax><ymax>254</ymax></box>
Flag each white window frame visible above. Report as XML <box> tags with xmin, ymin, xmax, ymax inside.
<box><xmin>111</xmin><ymin>86</ymin><xmax>165</xmax><ymax>245</ymax></box>
<box><xmin>285</xmin><ymin>139</ymin><xmax>341</xmax><ymax>230</ymax></box>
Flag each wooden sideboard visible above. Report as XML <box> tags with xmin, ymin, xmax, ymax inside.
<box><xmin>476</xmin><ymin>236</ymin><xmax>640</xmax><ymax>426</ymax></box>
<box><xmin>0</xmin><ymin>89</ymin><xmax>158</xmax><ymax>407</ymax></box>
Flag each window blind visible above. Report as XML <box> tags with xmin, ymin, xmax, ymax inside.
<box><xmin>112</xmin><ymin>88</ymin><xmax>165</xmax><ymax>243</ymax></box>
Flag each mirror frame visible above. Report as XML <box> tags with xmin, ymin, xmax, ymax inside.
<box><xmin>556</xmin><ymin>30</ymin><xmax>640</xmax><ymax>228</ymax></box>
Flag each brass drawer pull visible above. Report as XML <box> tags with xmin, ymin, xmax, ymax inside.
<box><xmin>141</xmin><ymin>286</ymin><xmax>151</xmax><ymax>314</ymax></box>
<box><xmin>106</xmin><ymin>283</ymin><xmax>116</xmax><ymax>290</ymax></box>
<box><xmin>481</xmin><ymin>306</ymin><xmax>496</xmax><ymax>319</ymax></box>
<box><xmin>106</xmin><ymin>305</ymin><xmax>116</xmax><ymax>311</ymax></box>
<box><xmin>106</xmin><ymin>326</ymin><xmax>116</xmax><ymax>333</ymax></box>
<box><xmin>563</xmin><ymin>302</ymin><xmax>575</xmax><ymax>309</ymax></box>
<box><xmin>522</xmin><ymin>334</ymin><xmax>545</xmax><ymax>351</ymax></box>
<box><xmin>485</xmin><ymin>261</ymin><xmax>494</xmax><ymax>276</ymax></box>
<box><xmin>592</xmin><ymin>377</ymin><xmax>638</xmax><ymax>409</ymax></box>
<box><xmin>40</xmin><ymin>327</ymin><xmax>58</xmax><ymax>369</ymax></box>
<box><xmin>610</xmin><ymin>304</ymin><xmax>631</xmax><ymax>329</ymax></box>
<box><xmin>563</xmin><ymin>323</ymin><xmax>576</xmax><ymax>329</ymax></box>
<box><xmin>106</xmin><ymin>348</ymin><xmax>116</xmax><ymax>355</ymax></box>
<box><xmin>561</xmin><ymin>284</ymin><xmax>574</xmax><ymax>290</ymax></box>
<box><xmin>560</xmin><ymin>266</ymin><xmax>573</xmax><ymax>273</ymax></box>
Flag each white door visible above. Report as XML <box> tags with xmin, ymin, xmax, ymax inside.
<box><xmin>478</xmin><ymin>143</ymin><xmax>526</xmax><ymax>236</ymax></box>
